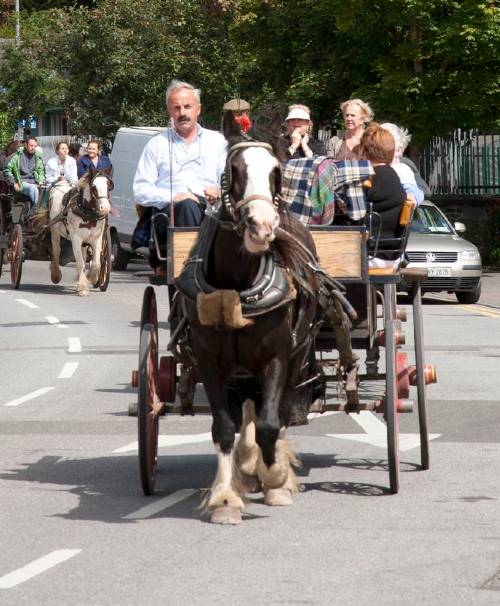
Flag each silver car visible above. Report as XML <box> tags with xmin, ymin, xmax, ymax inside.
<box><xmin>401</xmin><ymin>200</ymin><xmax>482</xmax><ymax>303</ymax></box>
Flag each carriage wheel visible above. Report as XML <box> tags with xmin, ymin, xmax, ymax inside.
<box><xmin>138</xmin><ymin>323</ymin><xmax>163</xmax><ymax>495</ymax></box>
<box><xmin>0</xmin><ymin>202</ymin><xmax>6</xmax><ymax>278</ymax></box>
<box><xmin>410</xmin><ymin>282</ymin><xmax>430</xmax><ymax>470</ymax></box>
<box><xmin>9</xmin><ymin>224</ymin><xmax>23</xmax><ymax>289</ymax></box>
<box><xmin>129</xmin><ymin>287</ymin><xmax>159</xmax><ymax>418</ymax></box>
<box><xmin>141</xmin><ymin>286</ymin><xmax>158</xmax><ymax>339</ymax></box>
<box><xmin>98</xmin><ymin>228</ymin><xmax>112</xmax><ymax>291</ymax></box>
<box><xmin>385</xmin><ymin>317</ymin><xmax>400</xmax><ymax>494</ymax></box>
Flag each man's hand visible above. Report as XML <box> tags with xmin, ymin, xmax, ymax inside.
<box><xmin>13</xmin><ymin>183</ymin><xmax>20</xmax><ymax>192</ymax></box>
<box><xmin>203</xmin><ymin>186</ymin><xmax>220</xmax><ymax>205</ymax></box>
<box><xmin>173</xmin><ymin>192</ymin><xmax>199</xmax><ymax>203</ymax></box>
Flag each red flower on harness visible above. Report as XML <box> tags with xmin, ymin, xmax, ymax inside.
<box><xmin>234</xmin><ymin>114</ymin><xmax>252</xmax><ymax>134</ymax></box>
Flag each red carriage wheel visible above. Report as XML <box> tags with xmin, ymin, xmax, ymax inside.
<box><xmin>98</xmin><ymin>226</ymin><xmax>112</xmax><ymax>292</ymax></box>
<box><xmin>158</xmin><ymin>355</ymin><xmax>177</xmax><ymax>403</ymax></box>
<box><xmin>9</xmin><ymin>224</ymin><xmax>23</xmax><ymax>289</ymax></box>
<box><xmin>138</xmin><ymin>323</ymin><xmax>163</xmax><ymax>495</ymax></box>
<box><xmin>129</xmin><ymin>287</ymin><xmax>159</xmax><ymax>418</ymax></box>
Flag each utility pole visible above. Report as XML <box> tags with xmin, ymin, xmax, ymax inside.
<box><xmin>15</xmin><ymin>0</ymin><xmax>20</xmax><ymax>46</ymax></box>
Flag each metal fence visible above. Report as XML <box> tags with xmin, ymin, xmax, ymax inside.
<box><xmin>418</xmin><ymin>130</ymin><xmax>500</xmax><ymax>196</ymax></box>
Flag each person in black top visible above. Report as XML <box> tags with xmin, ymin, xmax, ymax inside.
<box><xmin>281</xmin><ymin>104</ymin><xmax>326</xmax><ymax>160</ymax></box>
<box><xmin>358</xmin><ymin>123</ymin><xmax>407</xmax><ymax>264</ymax></box>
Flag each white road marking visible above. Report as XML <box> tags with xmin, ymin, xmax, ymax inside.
<box><xmin>113</xmin><ymin>432</ymin><xmax>212</xmax><ymax>454</ymax></box>
<box><xmin>16</xmin><ymin>298</ymin><xmax>39</xmax><ymax>309</ymax></box>
<box><xmin>307</xmin><ymin>410</ymin><xmax>342</xmax><ymax>420</ymax></box>
<box><xmin>327</xmin><ymin>410</ymin><xmax>441</xmax><ymax>451</ymax></box>
<box><xmin>46</xmin><ymin>316</ymin><xmax>59</xmax><ymax>324</ymax></box>
<box><xmin>57</xmin><ymin>362</ymin><xmax>79</xmax><ymax>379</ymax></box>
<box><xmin>56</xmin><ymin>323</ymin><xmax>68</xmax><ymax>329</ymax></box>
<box><xmin>124</xmin><ymin>489</ymin><xmax>197</xmax><ymax>520</ymax></box>
<box><xmin>3</xmin><ymin>387</ymin><xmax>55</xmax><ymax>407</ymax></box>
<box><xmin>68</xmin><ymin>337</ymin><xmax>81</xmax><ymax>353</ymax></box>
<box><xmin>0</xmin><ymin>549</ymin><xmax>81</xmax><ymax>589</ymax></box>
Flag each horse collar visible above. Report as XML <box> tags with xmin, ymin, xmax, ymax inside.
<box><xmin>175</xmin><ymin>215</ymin><xmax>295</xmax><ymax>319</ymax></box>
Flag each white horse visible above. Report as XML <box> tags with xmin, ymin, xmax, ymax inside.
<box><xmin>47</xmin><ymin>169</ymin><xmax>111</xmax><ymax>296</ymax></box>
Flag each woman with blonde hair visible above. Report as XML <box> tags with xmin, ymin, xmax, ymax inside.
<box><xmin>327</xmin><ymin>98</ymin><xmax>374</xmax><ymax>160</ymax></box>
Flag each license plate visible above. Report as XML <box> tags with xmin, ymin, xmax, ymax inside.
<box><xmin>428</xmin><ymin>267</ymin><xmax>451</xmax><ymax>277</ymax></box>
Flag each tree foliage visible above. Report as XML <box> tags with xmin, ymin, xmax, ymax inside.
<box><xmin>0</xmin><ymin>0</ymin><xmax>498</xmax><ymax>145</ymax></box>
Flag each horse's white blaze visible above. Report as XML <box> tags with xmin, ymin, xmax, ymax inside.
<box><xmin>93</xmin><ymin>176</ymin><xmax>111</xmax><ymax>215</ymax></box>
<box><xmin>241</xmin><ymin>147</ymin><xmax>279</xmax><ymax>247</ymax></box>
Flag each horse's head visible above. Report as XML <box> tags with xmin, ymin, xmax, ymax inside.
<box><xmin>78</xmin><ymin>168</ymin><xmax>113</xmax><ymax>217</ymax></box>
<box><xmin>222</xmin><ymin>111</ymin><xmax>284</xmax><ymax>254</ymax></box>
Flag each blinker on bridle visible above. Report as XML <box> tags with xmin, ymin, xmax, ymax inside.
<box><xmin>222</xmin><ymin>141</ymin><xmax>281</xmax><ymax>223</ymax></box>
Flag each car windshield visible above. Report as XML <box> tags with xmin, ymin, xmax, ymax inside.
<box><xmin>410</xmin><ymin>205</ymin><xmax>454</xmax><ymax>235</ymax></box>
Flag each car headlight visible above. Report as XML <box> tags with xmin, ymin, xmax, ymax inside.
<box><xmin>460</xmin><ymin>249</ymin><xmax>480</xmax><ymax>261</ymax></box>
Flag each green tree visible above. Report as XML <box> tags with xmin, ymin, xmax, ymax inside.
<box><xmin>229</xmin><ymin>0</ymin><xmax>500</xmax><ymax>143</ymax></box>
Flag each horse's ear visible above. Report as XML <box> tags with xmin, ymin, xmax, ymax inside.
<box><xmin>222</xmin><ymin>110</ymin><xmax>243</xmax><ymax>140</ymax></box>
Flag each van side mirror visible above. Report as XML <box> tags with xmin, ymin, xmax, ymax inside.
<box><xmin>454</xmin><ymin>222</ymin><xmax>466</xmax><ymax>233</ymax></box>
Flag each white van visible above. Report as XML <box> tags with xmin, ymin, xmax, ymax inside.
<box><xmin>109</xmin><ymin>126</ymin><xmax>164</xmax><ymax>269</ymax></box>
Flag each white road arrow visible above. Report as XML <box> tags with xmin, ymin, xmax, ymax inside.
<box><xmin>327</xmin><ymin>411</ymin><xmax>441</xmax><ymax>452</ymax></box>
<box><xmin>113</xmin><ymin>432</ymin><xmax>212</xmax><ymax>454</ymax></box>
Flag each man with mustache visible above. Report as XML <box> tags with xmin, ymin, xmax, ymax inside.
<box><xmin>133</xmin><ymin>79</ymin><xmax>227</xmax><ymax>274</ymax></box>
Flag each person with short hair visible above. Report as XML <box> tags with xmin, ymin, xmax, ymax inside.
<box><xmin>133</xmin><ymin>78</ymin><xmax>227</xmax><ymax>273</ymax></box>
<box><xmin>68</xmin><ymin>142</ymin><xmax>82</xmax><ymax>161</ymax></box>
<box><xmin>46</xmin><ymin>141</ymin><xmax>78</xmax><ymax>186</ymax></box>
<box><xmin>281</xmin><ymin>104</ymin><xmax>325</xmax><ymax>160</ymax></box>
<box><xmin>327</xmin><ymin>98</ymin><xmax>374</xmax><ymax>160</ymax></box>
<box><xmin>4</xmin><ymin>137</ymin><xmax>45</xmax><ymax>207</ymax></box>
<box><xmin>380</xmin><ymin>122</ymin><xmax>424</xmax><ymax>204</ymax></box>
<box><xmin>222</xmin><ymin>98</ymin><xmax>252</xmax><ymax>134</ymax></box>
<box><xmin>77</xmin><ymin>139</ymin><xmax>112</xmax><ymax>178</ymax></box>
<box><xmin>358</xmin><ymin>123</ymin><xmax>407</xmax><ymax>267</ymax></box>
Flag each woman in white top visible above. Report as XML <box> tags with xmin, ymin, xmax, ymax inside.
<box><xmin>46</xmin><ymin>141</ymin><xmax>78</xmax><ymax>186</ymax></box>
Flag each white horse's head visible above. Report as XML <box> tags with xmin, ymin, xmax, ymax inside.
<box><xmin>81</xmin><ymin>170</ymin><xmax>112</xmax><ymax>217</ymax></box>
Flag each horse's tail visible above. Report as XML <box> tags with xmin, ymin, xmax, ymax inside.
<box><xmin>31</xmin><ymin>208</ymin><xmax>50</xmax><ymax>239</ymax></box>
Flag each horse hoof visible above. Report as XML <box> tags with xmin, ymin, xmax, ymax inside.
<box><xmin>78</xmin><ymin>289</ymin><xmax>89</xmax><ymax>297</ymax></box>
<box><xmin>210</xmin><ymin>506</ymin><xmax>242</xmax><ymax>525</ymax></box>
<box><xmin>51</xmin><ymin>272</ymin><xmax>62</xmax><ymax>284</ymax></box>
<box><xmin>264</xmin><ymin>488</ymin><xmax>294</xmax><ymax>507</ymax></box>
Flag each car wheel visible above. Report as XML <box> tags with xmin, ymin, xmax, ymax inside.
<box><xmin>111</xmin><ymin>232</ymin><xmax>129</xmax><ymax>270</ymax></box>
<box><xmin>455</xmin><ymin>281</ymin><xmax>481</xmax><ymax>304</ymax></box>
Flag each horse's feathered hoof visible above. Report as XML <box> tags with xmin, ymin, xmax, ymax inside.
<box><xmin>264</xmin><ymin>487</ymin><xmax>294</xmax><ymax>506</ymax></box>
<box><xmin>210</xmin><ymin>506</ymin><xmax>242</xmax><ymax>525</ymax></box>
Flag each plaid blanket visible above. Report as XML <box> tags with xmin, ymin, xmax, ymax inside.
<box><xmin>281</xmin><ymin>157</ymin><xmax>374</xmax><ymax>225</ymax></box>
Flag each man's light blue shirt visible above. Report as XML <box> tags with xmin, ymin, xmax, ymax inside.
<box><xmin>133</xmin><ymin>125</ymin><xmax>227</xmax><ymax>209</ymax></box>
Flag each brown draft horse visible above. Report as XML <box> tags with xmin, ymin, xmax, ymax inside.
<box><xmin>177</xmin><ymin>113</ymin><xmax>322</xmax><ymax>524</ymax></box>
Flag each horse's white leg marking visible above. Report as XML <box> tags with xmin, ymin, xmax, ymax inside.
<box><xmin>50</xmin><ymin>228</ymin><xmax>62</xmax><ymax>285</ymax></box>
<box><xmin>88</xmin><ymin>224</ymin><xmax>104</xmax><ymax>286</ymax></box>
<box><xmin>257</xmin><ymin>438</ymin><xmax>300</xmax><ymax>506</ymax></box>
<box><xmin>236</xmin><ymin>399</ymin><xmax>261</xmax><ymax>493</ymax></box>
<box><xmin>206</xmin><ymin>445</ymin><xmax>244</xmax><ymax>525</ymax></box>
<box><xmin>71</xmin><ymin>232</ymin><xmax>90</xmax><ymax>296</ymax></box>
<box><xmin>48</xmin><ymin>189</ymin><xmax>67</xmax><ymax>285</ymax></box>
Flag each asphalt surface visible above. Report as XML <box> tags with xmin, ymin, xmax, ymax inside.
<box><xmin>1</xmin><ymin>260</ymin><xmax>500</xmax><ymax>605</ymax></box>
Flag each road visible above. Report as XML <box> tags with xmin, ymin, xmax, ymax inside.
<box><xmin>1</xmin><ymin>261</ymin><xmax>500</xmax><ymax>605</ymax></box>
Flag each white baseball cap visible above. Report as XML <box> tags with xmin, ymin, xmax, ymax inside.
<box><xmin>285</xmin><ymin>107</ymin><xmax>311</xmax><ymax>121</ymax></box>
